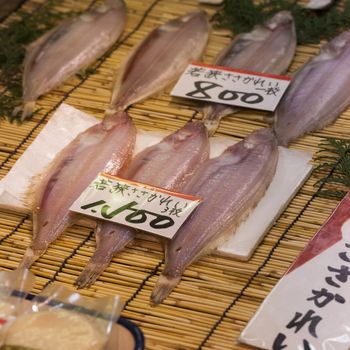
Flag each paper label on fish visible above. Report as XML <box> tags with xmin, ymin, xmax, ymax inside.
<box><xmin>240</xmin><ymin>191</ymin><xmax>350</xmax><ymax>350</ymax></box>
<box><xmin>171</xmin><ymin>63</ymin><xmax>291</xmax><ymax>112</ymax></box>
<box><xmin>70</xmin><ymin>173</ymin><xmax>202</xmax><ymax>239</ymax></box>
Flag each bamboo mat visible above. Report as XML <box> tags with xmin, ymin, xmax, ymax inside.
<box><xmin>0</xmin><ymin>0</ymin><xmax>348</xmax><ymax>349</ymax></box>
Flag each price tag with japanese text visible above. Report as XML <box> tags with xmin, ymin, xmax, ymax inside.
<box><xmin>171</xmin><ymin>62</ymin><xmax>291</xmax><ymax>112</ymax></box>
<box><xmin>70</xmin><ymin>173</ymin><xmax>202</xmax><ymax>239</ymax></box>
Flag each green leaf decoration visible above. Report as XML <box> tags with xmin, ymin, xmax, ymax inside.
<box><xmin>213</xmin><ymin>0</ymin><xmax>350</xmax><ymax>45</ymax></box>
<box><xmin>314</xmin><ymin>137</ymin><xmax>350</xmax><ymax>199</ymax></box>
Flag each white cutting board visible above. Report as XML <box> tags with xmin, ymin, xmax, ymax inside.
<box><xmin>0</xmin><ymin>104</ymin><xmax>312</xmax><ymax>260</ymax></box>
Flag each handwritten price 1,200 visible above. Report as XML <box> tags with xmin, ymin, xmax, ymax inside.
<box><xmin>186</xmin><ymin>81</ymin><xmax>263</xmax><ymax>104</ymax></box>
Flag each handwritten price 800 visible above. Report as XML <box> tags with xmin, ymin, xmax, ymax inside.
<box><xmin>186</xmin><ymin>81</ymin><xmax>263</xmax><ymax>104</ymax></box>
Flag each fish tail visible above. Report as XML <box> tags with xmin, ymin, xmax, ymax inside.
<box><xmin>18</xmin><ymin>101</ymin><xmax>36</xmax><ymax>121</ymax></box>
<box><xmin>75</xmin><ymin>260</ymin><xmax>110</xmax><ymax>289</ymax></box>
<box><xmin>102</xmin><ymin>109</ymin><xmax>131</xmax><ymax>131</ymax></box>
<box><xmin>105</xmin><ymin>106</ymin><xmax>118</xmax><ymax>118</ymax></box>
<box><xmin>150</xmin><ymin>273</ymin><xmax>181</xmax><ymax>306</ymax></box>
<box><xmin>75</xmin><ymin>224</ymin><xmax>135</xmax><ymax>288</ymax></box>
<box><xmin>202</xmin><ymin>106</ymin><xmax>222</xmax><ymax>137</ymax></box>
<box><xmin>275</xmin><ymin>132</ymin><xmax>289</xmax><ymax>147</ymax></box>
<box><xmin>203</xmin><ymin>117</ymin><xmax>220</xmax><ymax>137</ymax></box>
<box><xmin>18</xmin><ymin>246</ymin><xmax>44</xmax><ymax>269</ymax></box>
<box><xmin>105</xmin><ymin>99</ymin><xmax>126</xmax><ymax>117</ymax></box>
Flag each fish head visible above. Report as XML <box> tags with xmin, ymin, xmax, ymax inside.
<box><xmin>105</xmin><ymin>0</ymin><xmax>126</xmax><ymax>10</ymax></box>
<box><xmin>222</xmin><ymin>128</ymin><xmax>277</xmax><ymax>165</ymax></box>
<box><xmin>172</xmin><ymin>121</ymin><xmax>207</xmax><ymax>140</ymax></box>
<box><xmin>168</xmin><ymin>122</ymin><xmax>209</xmax><ymax>153</ymax></box>
<box><xmin>319</xmin><ymin>30</ymin><xmax>350</xmax><ymax>61</ymax></box>
<box><xmin>163</xmin><ymin>10</ymin><xmax>208</xmax><ymax>31</ymax></box>
<box><xmin>244</xmin><ymin>128</ymin><xmax>277</xmax><ymax>147</ymax></box>
<box><xmin>160</xmin><ymin>10</ymin><xmax>209</xmax><ymax>51</ymax></box>
<box><xmin>102</xmin><ymin>110</ymin><xmax>132</xmax><ymax>130</ymax></box>
<box><xmin>265</xmin><ymin>11</ymin><xmax>294</xmax><ymax>30</ymax></box>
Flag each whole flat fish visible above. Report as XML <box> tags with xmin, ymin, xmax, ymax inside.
<box><xmin>274</xmin><ymin>30</ymin><xmax>350</xmax><ymax>146</ymax></box>
<box><xmin>19</xmin><ymin>112</ymin><xmax>136</xmax><ymax>268</ymax></box>
<box><xmin>108</xmin><ymin>10</ymin><xmax>209</xmax><ymax>113</ymax></box>
<box><xmin>202</xmin><ymin>11</ymin><xmax>296</xmax><ymax>135</ymax></box>
<box><xmin>75</xmin><ymin>122</ymin><xmax>210</xmax><ymax>288</ymax></box>
<box><xmin>20</xmin><ymin>0</ymin><xmax>126</xmax><ymax>120</ymax></box>
<box><xmin>151</xmin><ymin>128</ymin><xmax>278</xmax><ymax>305</ymax></box>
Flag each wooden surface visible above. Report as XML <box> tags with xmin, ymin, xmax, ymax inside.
<box><xmin>0</xmin><ymin>0</ymin><xmax>347</xmax><ymax>349</ymax></box>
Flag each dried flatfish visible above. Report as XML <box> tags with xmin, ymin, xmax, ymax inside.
<box><xmin>108</xmin><ymin>10</ymin><xmax>209</xmax><ymax>113</ymax></box>
<box><xmin>20</xmin><ymin>0</ymin><xmax>126</xmax><ymax>120</ymax></box>
<box><xmin>151</xmin><ymin>128</ymin><xmax>278</xmax><ymax>305</ymax></box>
<box><xmin>19</xmin><ymin>112</ymin><xmax>136</xmax><ymax>268</ymax></box>
<box><xmin>274</xmin><ymin>30</ymin><xmax>350</xmax><ymax>146</ymax></box>
<box><xmin>75</xmin><ymin>122</ymin><xmax>209</xmax><ymax>288</ymax></box>
<box><xmin>202</xmin><ymin>11</ymin><xmax>296</xmax><ymax>135</ymax></box>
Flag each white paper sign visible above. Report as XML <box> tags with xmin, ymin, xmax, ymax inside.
<box><xmin>240</xmin><ymin>192</ymin><xmax>350</xmax><ymax>350</ymax></box>
<box><xmin>171</xmin><ymin>63</ymin><xmax>291</xmax><ymax>112</ymax></box>
<box><xmin>70</xmin><ymin>173</ymin><xmax>202</xmax><ymax>239</ymax></box>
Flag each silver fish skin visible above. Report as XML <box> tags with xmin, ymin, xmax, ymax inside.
<box><xmin>19</xmin><ymin>112</ymin><xmax>136</xmax><ymax>269</ymax></box>
<box><xmin>108</xmin><ymin>10</ymin><xmax>209</xmax><ymax>113</ymax></box>
<box><xmin>202</xmin><ymin>11</ymin><xmax>296</xmax><ymax>135</ymax></box>
<box><xmin>75</xmin><ymin>122</ymin><xmax>210</xmax><ymax>288</ymax></box>
<box><xmin>151</xmin><ymin>128</ymin><xmax>278</xmax><ymax>305</ymax></box>
<box><xmin>274</xmin><ymin>30</ymin><xmax>350</xmax><ymax>146</ymax></box>
<box><xmin>21</xmin><ymin>0</ymin><xmax>126</xmax><ymax>120</ymax></box>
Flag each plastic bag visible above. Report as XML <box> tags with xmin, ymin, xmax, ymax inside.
<box><xmin>0</xmin><ymin>284</ymin><xmax>122</xmax><ymax>350</ymax></box>
<box><xmin>0</xmin><ymin>269</ymin><xmax>35</xmax><ymax>327</ymax></box>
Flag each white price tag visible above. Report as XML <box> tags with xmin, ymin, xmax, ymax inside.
<box><xmin>70</xmin><ymin>173</ymin><xmax>202</xmax><ymax>239</ymax></box>
<box><xmin>171</xmin><ymin>62</ymin><xmax>291</xmax><ymax>112</ymax></box>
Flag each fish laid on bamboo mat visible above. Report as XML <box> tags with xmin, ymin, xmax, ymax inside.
<box><xmin>0</xmin><ymin>103</ymin><xmax>312</xmax><ymax>262</ymax></box>
<box><xmin>0</xmin><ymin>0</ymin><xmax>348</xmax><ymax>349</ymax></box>
<box><xmin>19</xmin><ymin>0</ymin><xmax>127</xmax><ymax>121</ymax></box>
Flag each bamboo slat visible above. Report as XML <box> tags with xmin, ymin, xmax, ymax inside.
<box><xmin>0</xmin><ymin>0</ymin><xmax>348</xmax><ymax>349</ymax></box>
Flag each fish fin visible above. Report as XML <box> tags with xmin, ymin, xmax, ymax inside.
<box><xmin>12</xmin><ymin>102</ymin><xmax>36</xmax><ymax>122</ymax></box>
<box><xmin>23</xmin><ymin>171</ymin><xmax>45</xmax><ymax>210</ymax></box>
<box><xmin>75</xmin><ymin>260</ymin><xmax>110</xmax><ymax>289</ymax></box>
<box><xmin>23</xmin><ymin>156</ymin><xmax>57</xmax><ymax>210</ymax></box>
<box><xmin>23</xmin><ymin>129</ymin><xmax>87</xmax><ymax>209</ymax></box>
<box><xmin>18</xmin><ymin>246</ymin><xmax>45</xmax><ymax>269</ymax></box>
<box><xmin>150</xmin><ymin>273</ymin><xmax>181</xmax><ymax>306</ymax></box>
